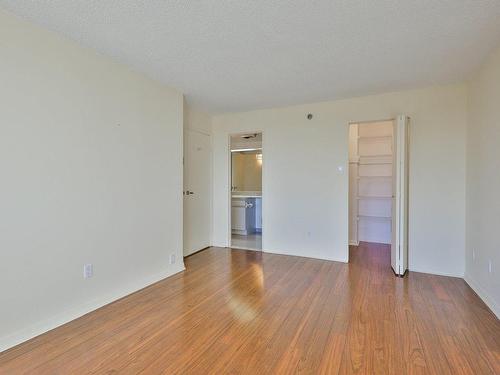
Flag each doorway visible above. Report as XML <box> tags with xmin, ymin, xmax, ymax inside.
<box><xmin>230</xmin><ymin>132</ymin><xmax>263</xmax><ymax>250</ymax></box>
<box><xmin>348</xmin><ymin>117</ymin><xmax>409</xmax><ymax>275</ymax></box>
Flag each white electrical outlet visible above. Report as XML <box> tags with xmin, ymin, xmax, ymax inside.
<box><xmin>170</xmin><ymin>254</ymin><xmax>176</xmax><ymax>265</ymax></box>
<box><xmin>83</xmin><ymin>264</ymin><xmax>93</xmax><ymax>279</ymax></box>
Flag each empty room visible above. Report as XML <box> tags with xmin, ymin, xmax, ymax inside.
<box><xmin>1</xmin><ymin>1</ymin><xmax>499</xmax><ymax>374</ymax></box>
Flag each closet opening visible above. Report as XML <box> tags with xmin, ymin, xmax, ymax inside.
<box><xmin>349</xmin><ymin>120</ymin><xmax>395</xmax><ymax>271</ymax></box>
<box><xmin>229</xmin><ymin>132</ymin><xmax>263</xmax><ymax>251</ymax></box>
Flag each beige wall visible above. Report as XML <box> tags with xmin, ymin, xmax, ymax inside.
<box><xmin>466</xmin><ymin>46</ymin><xmax>500</xmax><ymax>317</ymax></box>
<box><xmin>213</xmin><ymin>84</ymin><xmax>467</xmax><ymax>274</ymax></box>
<box><xmin>0</xmin><ymin>9</ymin><xmax>184</xmax><ymax>351</ymax></box>
<box><xmin>232</xmin><ymin>153</ymin><xmax>262</xmax><ymax>191</ymax></box>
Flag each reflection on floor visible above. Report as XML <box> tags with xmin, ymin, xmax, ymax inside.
<box><xmin>231</xmin><ymin>233</ymin><xmax>262</xmax><ymax>250</ymax></box>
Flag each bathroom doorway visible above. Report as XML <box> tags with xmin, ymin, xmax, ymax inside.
<box><xmin>230</xmin><ymin>132</ymin><xmax>263</xmax><ymax>250</ymax></box>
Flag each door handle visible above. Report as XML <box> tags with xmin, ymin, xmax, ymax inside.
<box><xmin>185</xmin><ymin>191</ymin><xmax>194</xmax><ymax>195</ymax></box>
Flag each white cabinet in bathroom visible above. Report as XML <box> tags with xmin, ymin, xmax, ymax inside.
<box><xmin>231</xmin><ymin>199</ymin><xmax>247</xmax><ymax>233</ymax></box>
<box><xmin>231</xmin><ymin>197</ymin><xmax>258</xmax><ymax>235</ymax></box>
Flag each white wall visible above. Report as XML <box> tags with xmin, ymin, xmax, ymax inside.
<box><xmin>0</xmin><ymin>9</ymin><xmax>184</xmax><ymax>351</ymax></box>
<box><xmin>212</xmin><ymin>84</ymin><xmax>467</xmax><ymax>274</ymax></box>
<box><xmin>184</xmin><ymin>104</ymin><xmax>213</xmax><ymax>135</ymax></box>
<box><xmin>466</xmin><ymin>46</ymin><xmax>500</xmax><ymax>318</ymax></box>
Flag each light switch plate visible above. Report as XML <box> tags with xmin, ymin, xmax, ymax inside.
<box><xmin>83</xmin><ymin>264</ymin><xmax>93</xmax><ymax>279</ymax></box>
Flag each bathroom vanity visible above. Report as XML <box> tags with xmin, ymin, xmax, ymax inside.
<box><xmin>231</xmin><ymin>192</ymin><xmax>262</xmax><ymax>235</ymax></box>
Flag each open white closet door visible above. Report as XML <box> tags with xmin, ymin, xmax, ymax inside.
<box><xmin>391</xmin><ymin>115</ymin><xmax>410</xmax><ymax>276</ymax></box>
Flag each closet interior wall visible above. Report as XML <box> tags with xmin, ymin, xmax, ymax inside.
<box><xmin>349</xmin><ymin>121</ymin><xmax>394</xmax><ymax>245</ymax></box>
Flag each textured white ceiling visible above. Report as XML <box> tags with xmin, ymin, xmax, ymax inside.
<box><xmin>2</xmin><ymin>1</ymin><xmax>500</xmax><ymax>113</ymax></box>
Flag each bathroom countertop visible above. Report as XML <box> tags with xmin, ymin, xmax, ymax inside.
<box><xmin>232</xmin><ymin>194</ymin><xmax>262</xmax><ymax>199</ymax></box>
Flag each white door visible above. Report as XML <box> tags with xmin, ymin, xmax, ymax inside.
<box><xmin>391</xmin><ymin>116</ymin><xmax>410</xmax><ymax>275</ymax></box>
<box><xmin>183</xmin><ymin>130</ymin><xmax>211</xmax><ymax>256</ymax></box>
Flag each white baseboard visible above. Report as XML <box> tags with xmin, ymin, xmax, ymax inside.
<box><xmin>262</xmin><ymin>248</ymin><xmax>348</xmax><ymax>263</ymax></box>
<box><xmin>0</xmin><ymin>264</ymin><xmax>185</xmax><ymax>353</ymax></box>
<box><xmin>464</xmin><ymin>274</ymin><xmax>500</xmax><ymax>319</ymax></box>
<box><xmin>409</xmin><ymin>267</ymin><xmax>464</xmax><ymax>278</ymax></box>
<box><xmin>211</xmin><ymin>241</ymin><xmax>229</xmax><ymax>248</ymax></box>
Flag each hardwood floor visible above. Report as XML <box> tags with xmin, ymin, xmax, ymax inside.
<box><xmin>1</xmin><ymin>243</ymin><xmax>499</xmax><ymax>374</ymax></box>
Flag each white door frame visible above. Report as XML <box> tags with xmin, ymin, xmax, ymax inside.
<box><xmin>226</xmin><ymin>130</ymin><xmax>264</xmax><ymax>250</ymax></box>
<box><xmin>392</xmin><ymin>115</ymin><xmax>410</xmax><ymax>276</ymax></box>
<box><xmin>347</xmin><ymin>118</ymin><xmax>395</xmax><ymax>261</ymax></box>
<box><xmin>347</xmin><ymin>116</ymin><xmax>409</xmax><ymax>276</ymax></box>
